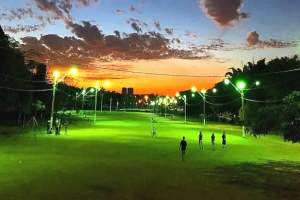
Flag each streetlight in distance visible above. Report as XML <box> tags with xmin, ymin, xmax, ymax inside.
<box><xmin>224</xmin><ymin>78</ymin><xmax>260</xmax><ymax>138</ymax></box>
<box><xmin>176</xmin><ymin>92</ymin><xmax>187</xmax><ymax>122</ymax></box>
<box><xmin>150</xmin><ymin>101</ymin><xmax>155</xmax><ymax>113</ymax></box>
<box><xmin>50</xmin><ymin>68</ymin><xmax>77</xmax><ymax>133</ymax></box>
<box><xmin>80</xmin><ymin>88</ymin><xmax>96</xmax><ymax>116</ymax></box>
<box><xmin>94</xmin><ymin>83</ymin><xmax>99</xmax><ymax>123</ymax></box>
<box><xmin>191</xmin><ymin>87</ymin><xmax>217</xmax><ymax>126</ymax></box>
<box><xmin>95</xmin><ymin>80</ymin><xmax>110</xmax><ymax>121</ymax></box>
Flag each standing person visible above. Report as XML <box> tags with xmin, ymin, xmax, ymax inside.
<box><xmin>55</xmin><ymin>118</ymin><xmax>59</xmax><ymax>135</ymax></box>
<box><xmin>179</xmin><ymin>136</ymin><xmax>187</xmax><ymax>161</ymax></box>
<box><xmin>199</xmin><ymin>131</ymin><xmax>203</xmax><ymax>150</ymax></box>
<box><xmin>222</xmin><ymin>131</ymin><xmax>226</xmax><ymax>151</ymax></box>
<box><xmin>64</xmin><ymin>120</ymin><xmax>68</xmax><ymax>135</ymax></box>
<box><xmin>211</xmin><ymin>133</ymin><xmax>215</xmax><ymax>150</ymax></box>
<box><xmin>151</xmin><ymin>125</ymin><xmax>156</xmax><ymax>137</ymax></box>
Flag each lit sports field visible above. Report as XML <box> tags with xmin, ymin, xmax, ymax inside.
<box><xmin>1</xmin><ymin>112</ymin><xmax>299</xmax><ymax>200</ymax></box>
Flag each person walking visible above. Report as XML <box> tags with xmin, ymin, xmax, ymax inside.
<box><xmin>211</xmin><ymin>133</ymin><xmax>215</xmax><ymax>150</ymax></box>
<box><xmin>222</xmin><ymin>131</ymin><xmax>226</xmax><ymax>151</ymax></box>
<box><xmin>179</xmin><ymin>136</ymin><xmax>187</xmax><ymax>161</ymax></box>
<box><xmin>199</xmin><ymin>131</ymin><xmax>203</xmax><ymax>150</ymax></box>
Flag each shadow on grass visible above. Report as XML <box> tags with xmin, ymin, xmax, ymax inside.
<box><xmin>210</xmin><ymin>160</ymin><xmax>300</xmax><ymax>200</ymax></box>
<box><xmin>87</xmin><ymin>184</ymin><xmax>117</xmax><ymax>194</ymax></box>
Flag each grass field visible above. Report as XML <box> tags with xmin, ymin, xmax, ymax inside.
<box><xmin>1</xmin><ymin>112</ymin><xmax>300</xmax><ymax>200</ymax></box>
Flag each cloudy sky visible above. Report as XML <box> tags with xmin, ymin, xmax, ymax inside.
<box><xmin>0</xmin><ymin>0</ymin><xmax>299</xmax><ymax>95</ymax></box>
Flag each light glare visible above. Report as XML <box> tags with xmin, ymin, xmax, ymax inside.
<box><xmin>237</xmin><ymin>82</ymin><xmax>246</xmax><ymax>89</ymax></box>
<box><xmin>53</xmin><ymin>71</ymin><xmax>60</xmax><ymax>78</ymax></box>
<box><xmin>224</xmin><ymin>79</ymin><xmax>230</xmax><ymax>84</ymax></box>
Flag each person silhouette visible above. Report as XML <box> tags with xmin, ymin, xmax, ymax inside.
<box><xmin>222</xmin><ymin>131</ymin><xmax>226</xmax><ymax>151</ymax></box>
<box><xmin>199</xmin><ymin>131</ymin><xmax>203</xmax><ymax>150</ymax></box>
<box><xmin>211</xmin><ymin>133</ymin><xmax>215</xmax><ymax>150</ymax></box>
<box><xmin>179</xmin><ymin>136</ymin><xmax>187</xmax><ymax>161</ymax></box>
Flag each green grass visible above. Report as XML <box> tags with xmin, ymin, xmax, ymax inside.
<box><xmin>0</xmin><ymin>112</ymin><xmax>300</xmax><ymax>200</ymax></box>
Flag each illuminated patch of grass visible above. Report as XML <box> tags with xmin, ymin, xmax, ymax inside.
<box><xmin>0</xmin><ymin>112</ymin><xmax>299</xmax><ymax>200</ymax></box>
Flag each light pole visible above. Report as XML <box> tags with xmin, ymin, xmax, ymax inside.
<box><xmin>94</xmin><ymin>81</ymin><xmax>110</xmax><ymax>121</ymax></box>
<box><xmin>75</xmin><ymin>92</ymin><xmax>78</xmax><ymax>112</ymax></box>
<box><xmin>110</xmin><ymin>96</ymin><xmax>112</xmax><ymax>112</ymax></box>
<box><xmin>224</xmin><ymin>79</ymin><xmax>260</xmax><ymax>138</ymax></box>
<box><xmin>81</xmin><ymin>89</ymin><xmax>86</xmax><ymax>112</ymax></box>
<box><xmin>100</xmin><ymin>93</ymin><xmax>104</xmax><ymax>112</ymax></box>
<box><xmin>50</xmin><ymin>68</ymin><xmax>76</xmax><ymax>132</ymax></box>
<box><xmin>80</xmin><ymin>88</ymin><xmax>95</xmax><ymax>115</ymax></box>
<box><xmin>94</xmin><ymin>84</ymin><xmax>99</xmax><ymax>123</ymax></box>
<box><xmin>176</xmin><ymin>93</ymin><xmax>187</xmax><ymax>122</ymax></box>
<box><xmin>191</xmin><ymin>87</ymin><xmax>217</xmax><ymax>126</ymax></box>
<box><xmin>163</xmin><ymin>98</ymin><xmax>167</xmax><ymax>117</ymax></box>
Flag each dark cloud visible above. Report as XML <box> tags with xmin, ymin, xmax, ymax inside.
<box><xmin>131</xmin><ymin>23</ymin><xmax>142</xmax><ymax>33</ymax></box>
<box><xmin>200</xmin><ymin>0</ymin><xmax>250</xmax><ymax>27</ymax></box>
<box><xmin>246</xmin><ymin>31</ymin><xmax>298</xmax><ymax>48</ymax></box>
<box><xmin>33</xmin><ymin>0</ymin><xmax>97</xmax><ymax>23</ymax></box>
<box><xmin>153</xmin><ymin>20</ymin><xmax>161</xmax><ymax>30</ymax></box>
<box><xmin>3</xmin><ymin>24</ymin><xmax>45</xmax><ymax>33</ymax></box>
<box><xmin>246</xmin><ymin>31</ymin><xmax>260</xmax><ymax>46</ymax></box>
<box><xmin>1</xmin><ymin>7</ymin><xmax>34</xmax><ymax>21</ymax></box>
<box><xmin>165</xmin><ymin>28</ymin><xmax>173</xmax><ymax>35</ymax></box>
<box><xmin>126</xmin><ymin>18</ymin><xmax>148</xmax><ymax>27</ymax></box>
<box><xmin>67</xmin><ymin>21</ymin><xmax>104</xmax><ymax>44</ymax></box>
<box><xmin>114</xmin><ymin>30</ymin><xmax>121</xmax><ymax>38</ymax></box>
<box><xmin>76</xmin><ymin>0</ymin><xmax>98</xmax><ymax>7</ymax></box>
<box><xmin>34</xmin><ymin>0</ymin><xmax>69</xmax><ymax>21</ymax></box>
<box><xmin>20</xmin><ymin>27</ymin><xmax>210</xmax><ymax>65</ymax></box>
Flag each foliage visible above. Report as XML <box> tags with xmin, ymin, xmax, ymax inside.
<box><xmin>250</xmin><ymin>91</ymin><xmax>300</xmax><ymax>142</ymax></box>
<box><xmin>251</xmin><ymin>104</ymin><xmax>283</xmax><ymax>136</ymax></box>
<box><xmin>281</xmin><ymin>91</ymin><xmax>300</xmax><ymax>143</ymax></box>
<box><xmin>0</xmin><ymin>26</ymin><xmax>32</xmax><ymax>113</ymax></box>
<box><xmin>281</xmin><ymin>103</ymin><xmax>300</xmax><ymax>143</ymax></box>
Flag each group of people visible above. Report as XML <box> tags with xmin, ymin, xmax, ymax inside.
<box><xmin>179</xmin><ymin>131</ymin><xmax>227</xmax><ymax>161</ymax></box>
<box><xmin>46</xmin><ymin>118</ymin><xmax>68</xmax><ymax>135</ymax></box>
<box><xmin>199</xmin><ymin>131</ymin><xmax>227</xmax><ymax>151</ymax></box>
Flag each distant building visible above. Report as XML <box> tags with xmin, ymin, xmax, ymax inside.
<box><xmin>128</xmin><ymin>87</ymin><xmax>134</xmax><ymax>95</ymax></box>
<box><xmin>121</xmin><ymin>87</ymin><xmax>127</xmax><ymax>95</ymax></box>
<box><xmin>121</xmin><ymin>87</ymin><xmax>134</xmax><ymax>95</ymax></box>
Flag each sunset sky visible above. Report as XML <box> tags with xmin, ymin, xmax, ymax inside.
<box><xmin>0</xmin><ymin>0</ymin><xmax>299</xmax><ymax>95</ymax></box>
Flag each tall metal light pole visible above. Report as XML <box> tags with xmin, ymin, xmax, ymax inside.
<box><xmin>50</xmin><ymin>72</ymin><xmax>58</xmax><ymax>132</ymax></box>
<box><xmin>110</xmin><ymin>96</ymin><xmax>112</xmax><ymax>112</ymax></box>
<box><xmin>100</xmin><ymin>93</ymin><xmax>104</xmax><ymax>112</ymax></box>
<box><xmin>50</xmin><ymin>69</ymin><xmax>76</xmax><ymax>132</ymax></box>
<box><xmin>75</xmin><ymin>92</ymin><xmax>78</xmax><ymax>112</ymax></box>
<box><xmin>176</xmin><ymin>93</ymin><xmax>187</xmax><ymax>122</ymax></box>
<box><xmin>81</xmin><ymin>89</ymin><xmax>86</xmax><ymax>112</ymax></box>
<box><xmin>94</xmin><ymin>84</ymin><xmax>99</xmax><ymax>123</ymax></box>
<box><xmin>224</xmin><ymin>79</ymin><xmax>259</xmax><ymax>138</ymax></box>
<box><xmin>94</xmin><ymin>80</ymin><xmax>110</xmax><ymax>122</ymax></box>
<box><xmin>191</xmin><ymin>87</ymin><xmax>216</xmax><ymax>127</ymax></box>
